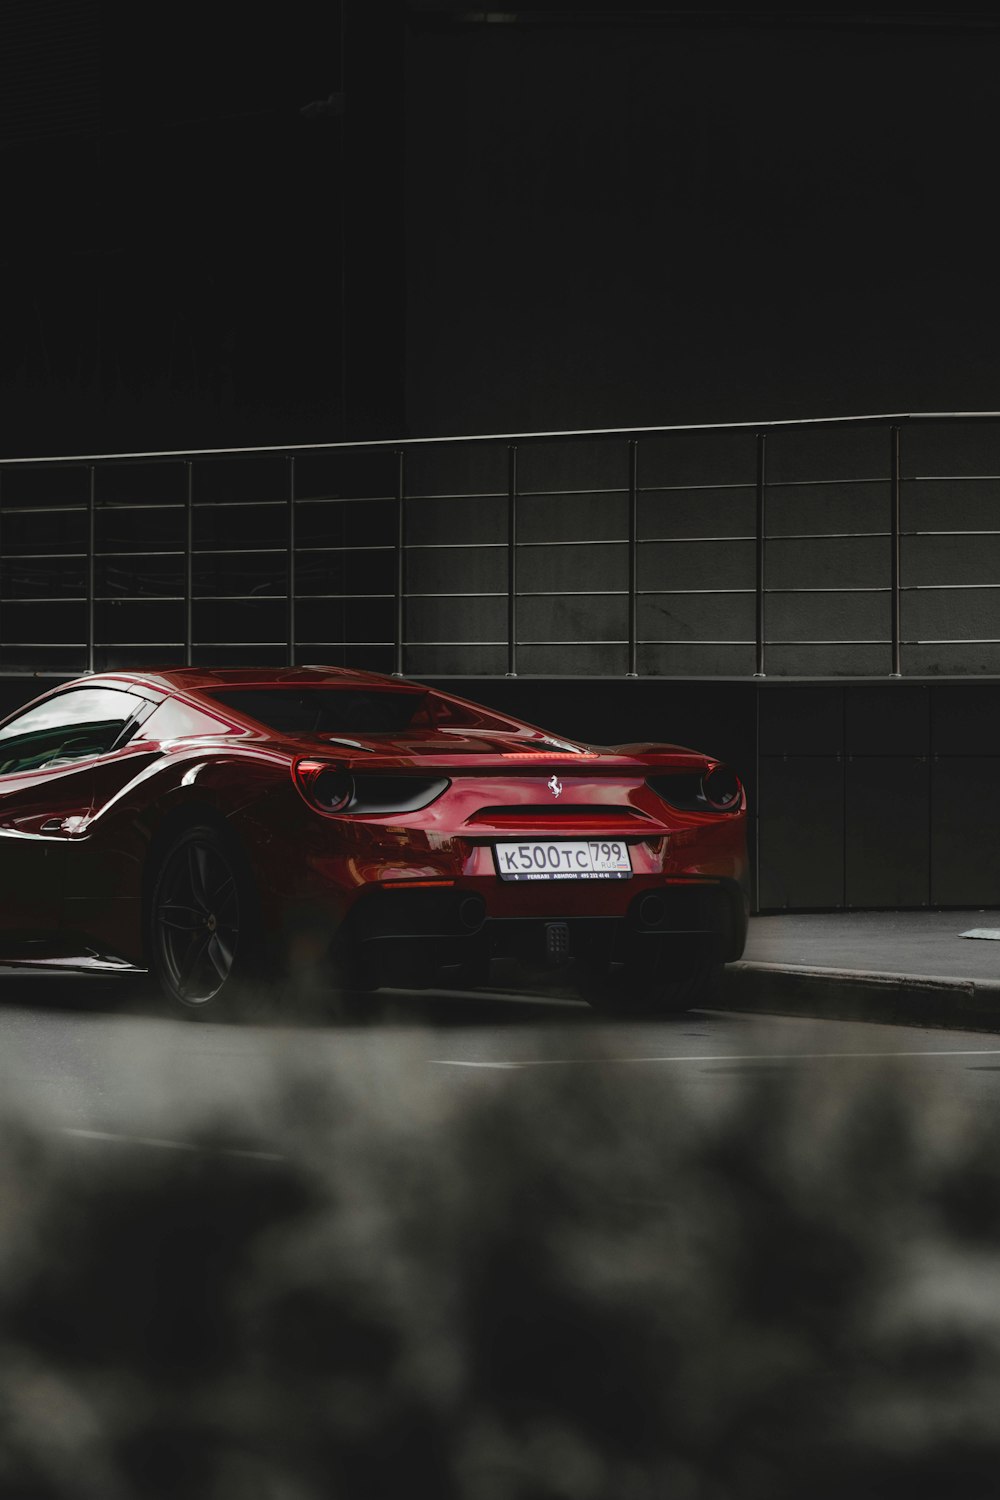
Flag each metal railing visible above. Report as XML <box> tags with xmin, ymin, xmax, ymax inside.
<box><xmin>2</xmin><ymin>410</ymin><xmax>1000</xmax><ymax>680</ymax></box>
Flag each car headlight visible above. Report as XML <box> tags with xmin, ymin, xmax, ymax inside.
<box><xmin>647</xmin><ymin>765</ymin><xmax>742</xmax><ymax>813</ymax></box>
<box><xmin>293</xmin><ymin>759</ymin><xmax>449</xmax><ymax>815</ymax></box>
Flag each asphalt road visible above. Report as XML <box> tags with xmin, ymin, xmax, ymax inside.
<box><xmin>6</xmin><ymin>966</ymin><xmax>1000</xmax><ymax>1155</ymax></box>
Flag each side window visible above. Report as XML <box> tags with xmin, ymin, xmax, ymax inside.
<box><xmin>0</xmin><ymin>688</ymin><xmax>143</xmax><ymax>775</ymax></box>
<box><xmin>134</xmin><ymin>699</ymin><xmax>234</xmax><ymax>741</ymax></box>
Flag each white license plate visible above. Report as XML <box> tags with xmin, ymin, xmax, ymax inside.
<box><xmin>493</xmin><ymin>839</ymin><xmax>632</xmax><ymax>881</ymax></box>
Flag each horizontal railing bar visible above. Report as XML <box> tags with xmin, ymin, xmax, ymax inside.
<box><xmin>187</xmin><ymin>499</ymin><xmax>286</xmax><ymax>509</ymax></box>
<box><xmin>94</xmin><ymin>502</ymin><xmax>188</xmax><ymax>511</ymax></box>
<box><xmin>756</xmin><ymin>477</ymin><xmax>890</xmax><ymax>489</ymax></box>
<box><xmin>643</xmin><ymin>532</ymin><xmax>897</xmax><ymax>542</ymax></box>
<box><xmin>760</xmin><ymin>586</ymin><xmax>889</xmax><ymax>594</ymax></box>
<box><xmin>401</xmin><ymin>492</ymin><xmax>509</xmax><ymax>503</ymax></box>
<box><xmin>13</xmin><ymin>584</ymin><xmax>991</xmax><ymax>601</ymax></box>
<box><xmin>513</xmin><ymin>488</ymin><xmax>630</xmax><ymax>499</ymax></box>
<box><xmin>764</xmin><ymin>532</ymin><xmax>891</xmax><ymax>541</ymax></box>
<box><xmin>0</xmin><ymin>505</ymin><xmax>91</xmax><ymax>515</ymax></box>
<box><xmin>0</xmin><ymin>638</ymin><xmax>918</xmax><ymax>649</ymax></box>
<box><xmin>638</xmin><ymin>481</ymin><xmax>756</xmax><ymax>494</ymax></box>
<box><xmin>739</xmin><ymin>640</ymin><xmax>889</xmax><ymax>646</ymax></box>
<box><xmin>9</xmin><ymin>478</ymin><xmax>996</xmax><ymax>511</ymax></box>
<box><xmin>640</xmin><ymin>534</ymin><xmax>755</xmax><ymax>544</ymax></box>
<box><xmin>399</xmin><ymin>589</ymin><xmax>609</xmax><ymax>600</ymax></box>
<box><xmin>294</xmin><ymin>545</ymin><xmax>395</xmax><ymax>555</ymax></box>
<box><xmin>3</xmin><ymin>586</ymin><xmax>940</xmax><ymax>601</ymax></box>
<box><xmin>101</xmin><ymin>595</ymin><xmax>280</xmax><ymax>603</ymax></box>
<box><xmin>183</xmin><ymin>547</ymin><xmax>294</xmax><ymax>556</ymax></box>
<box><xmin>6</xmin><ymin>410</ymin><xmax>1000</xmax><ymax>468</ymax></box>
<box><xmin>394</xmin><ymin>640</ymin><xmax>626</xmax><ymax>647</ymax></box>
<box><xmin>382</xmin><ymin>641</ymin><xmax>506</xmax><ymax>647</ymax></box>
<box><xmin>139</xmin><ymin>641</ymin><xmax>283</xmax><ymax>647</ymax></box>
<box><xmin>1</xmin><ymin>503</ymin><xmax>197</xmax><ymax>514</ymax></box>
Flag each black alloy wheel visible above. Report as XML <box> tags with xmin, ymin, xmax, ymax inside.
<box><xmin>150</xmin><ymin>827</ymin><xmax>245</xmax><ymax>1010</ymax></box>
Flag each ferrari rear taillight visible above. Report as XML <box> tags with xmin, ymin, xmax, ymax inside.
<box><xmin>292</xmin><ymin>759</ymin><xmax>449</xmax><ymax>816</ymax></box>
<box><xmin>647</xmin><ymin>765</ymin><xmax>743</xmax><ymax>814</ymax></box>
<box><xmin>294</xmin><ymin>759</ymin><xmax>354</xmax><ymax>812</ymax></box>
<box><xmin>701</xmin><ymin>765</ymin><xmax>742</xmax><ymax>810</ymax></box>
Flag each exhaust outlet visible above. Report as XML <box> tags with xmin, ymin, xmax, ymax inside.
<box><xmin>638</xmin><ymin>893</ymin><xmax>666</xmax><ymax>928</ymax></box>
<box><xmin>458</xmin><ymin>894</ymin><xmax>487</xmax><ymax>933</ymax></box>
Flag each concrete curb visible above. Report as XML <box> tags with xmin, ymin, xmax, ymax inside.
<box><xmin>721</xmin><ymin>961</ymin><xmax>1000</xmax><ymax>1033</ymax></box>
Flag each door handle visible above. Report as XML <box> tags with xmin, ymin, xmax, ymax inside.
<box><xmin>40</xmin><ymin>819</ymin><xmax>65</xmax><ymax>834</ymax></box>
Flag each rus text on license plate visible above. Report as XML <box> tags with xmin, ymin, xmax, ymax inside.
<box><xmin>493</xmin><ymin>839</ymin><xmax>632</xmax><ymax>881</ymax></box>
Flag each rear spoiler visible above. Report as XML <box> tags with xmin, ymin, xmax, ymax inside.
<box><xmin>295</xmin><ymin>749</ymin><xmax>713</xmax><ymax>776</ymax></box>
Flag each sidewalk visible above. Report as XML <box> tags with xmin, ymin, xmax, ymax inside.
<box><xmin>721</xmin><ymin>909</ymin><xmax>1000</xmax><ymax>1031</ymax></box>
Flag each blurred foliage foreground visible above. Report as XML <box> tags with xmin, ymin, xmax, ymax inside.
<box><xmin>2</xmin><ymin>1049</ymin><xmax>1000</xmax><ymax>1500</ymax></box>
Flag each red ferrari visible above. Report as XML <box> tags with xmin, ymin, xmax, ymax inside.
<box><xmin>0</xmin><ymin>667</ymin><xmax>748</xmax><ymax>1015</ymax></box>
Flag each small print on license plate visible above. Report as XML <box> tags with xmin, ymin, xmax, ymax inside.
<box><xmin>494</xmin><ymin>839</ymin><xmax>632</xmax><ymax>881</ymax></box>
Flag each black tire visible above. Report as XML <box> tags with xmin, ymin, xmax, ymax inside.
<box><xmin>146</xmin><ymin>823</ymin><xmax>260</xmax><ymax>1017</ymax></box>
<box><xmin>576</xmin><ymin>936</ymin><xmax>723</xmax><ymax>1017</ymax></box>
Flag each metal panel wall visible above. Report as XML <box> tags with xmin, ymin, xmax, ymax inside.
<box><xmin>4</xmin><ymin>413</ymin><xmax>1000</xmax><ymax>683</ymax></box>
<box><xmin>4</xmin><ymin>416</ymin><xmax>1000</xmax><ymax>911</ymax></box>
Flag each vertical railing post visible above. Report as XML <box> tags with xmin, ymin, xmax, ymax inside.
<box><xmin>753</xmin><ymin>432</ymin><xmax>766</xmax><ymax>678</ymax></box>
<box><xmin>287</xmin><ymin>454</ymin><xmax>296</xmax><ymax>667</ymax></box>
<box><xmin>506</xmin><ymin>444</ymin><xmax>518</xmax><ymax>677</ymax></box>
<box><xmin>87</xmin><ymin>464</ymin><xmax>96</xmax><ymax>674</ymax></box>
<box><xmin>890</xmin><ymin>424</ymin><xmax>902</xmax><ymax>677</ymax></box>
<box><xmin>0</xmin><ymin>470</ymin><xmax>4</xmax><ymax>661</ymax></box>
<box><xmin>184</xmin><ymin>461</ymin><xmax>194</xmax><ymax>667</ymax></box>
<box><xmin>626</xmin><ymin>438</ymin><xmax>639</xmax><ymax>677</ymax></box>
<box><xmin>393</xmin><ymin>448</ymin><xmax>405</xmax><ymax>676</ymax></box>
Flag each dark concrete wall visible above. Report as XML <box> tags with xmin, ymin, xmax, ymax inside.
<box><xmin>1</xmin><ymin>0</ymin><xmax>405</xmax><ymax>459</ymax></box>
<box><xmin>405</xmin><ymin>18</ymin><xmax>1000</xmax><ymax>438</ymax></box>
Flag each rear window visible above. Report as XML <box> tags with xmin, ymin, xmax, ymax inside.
<box><xmin>205</xmin><ymin>688</ymin><xmax>516</xmax><ymax>736</ymax></box>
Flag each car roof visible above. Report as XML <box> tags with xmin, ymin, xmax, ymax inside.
<box><xmin>69</xmin><ymin>665</ymin><xmax>414</xmax><ymax>696</ymax></box>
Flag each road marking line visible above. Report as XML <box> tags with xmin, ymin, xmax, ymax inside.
<box><xmin>432</xmin><ymin>1060</ymin><xmax>520</xmax><ymax>1070</ymax></box>
<box><xmin>58</xmin><ymin>1127</ymin><xmax>285</xmax><ymax>1162</ymax></box>
<box><xmin>433</xmin><ymin>1047</ymin><xmax>1000</xmax><ymax>1070</ymax></box>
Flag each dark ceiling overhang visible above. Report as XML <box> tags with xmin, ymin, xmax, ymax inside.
<box><xmin>406</xmin><ymin>6</ymin><xmax>1000</xmax><ymax>33</ymax></box>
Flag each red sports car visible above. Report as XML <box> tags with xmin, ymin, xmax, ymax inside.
<box><xmin>0</xmin><ymin>667</ymin><xmax>748</xmax><ymax>1015</ymax></box>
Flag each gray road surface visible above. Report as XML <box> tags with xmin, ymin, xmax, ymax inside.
<box><xmin>5</xmin><ymin>966</ymin><xmax>1000</xmax><ymax>1156</ymax></box>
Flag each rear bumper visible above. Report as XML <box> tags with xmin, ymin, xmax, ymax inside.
<box><xmin>337</xmin><ymin>876</ymin><xmax>749</xmax><ymax>989</ymax></box>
